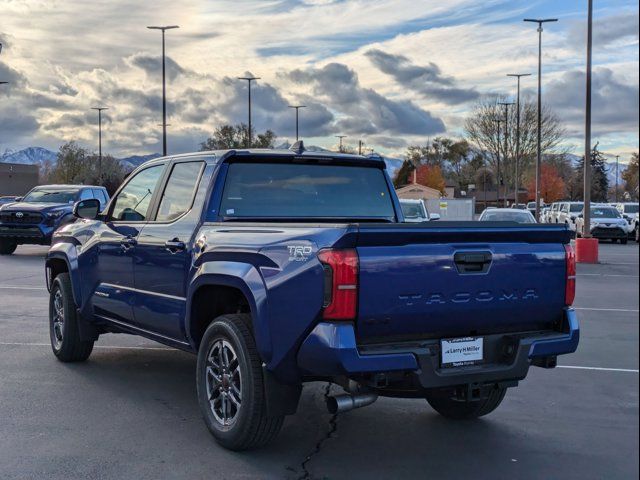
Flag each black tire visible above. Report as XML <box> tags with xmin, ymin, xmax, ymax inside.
<box><xmin>196</xmin><ymin>313</ymin><xmax>283</xmax><ymax>451</ymax></box>
<box><xmin>49</xmin><ymin>273</ymin><xmax>94</xmax><ymax>362</ymax></box>
<box><xmin>426</xmin><ymin>385</ymin><xmax>507</xmax><ymax>420</ymax></box>
<box><xmin>0</xmin><ymin>239</ymin><xmax>17</xmax><ymax>255</ymax></box>
<box><xmin>635</xmin><ymin>228</ymin><xmax>639</xmax><ymax>243</ymax></box>
<box><xmin>620</xmin><ymin>238</ymin><xmax>628</xmax><ymax>245</ymax></box>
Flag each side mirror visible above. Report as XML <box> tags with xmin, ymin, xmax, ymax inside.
<box><xmin>73</xmin><ymin>198</ymin><xmax>100</xmax><ymax>219</ymax></box>
<box><xmin>430</xmin><ymin>213</ymin><xmax>441</xmax><ymax>221</ymax></box>
<box><xmin>578</xmin><ymin>214</ymin><xmax>584</xmax><ymax>218</ymax></box>
<box><xmin>14</xmin><ymin>196</ymin><xmax>22</xmax><ymax>202</ymax></box>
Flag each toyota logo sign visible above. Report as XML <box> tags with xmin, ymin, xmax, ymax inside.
<box><xmin>15</xmin><ymin>212</ymin><xmax>24</xmax><ymax>218</ymax></box>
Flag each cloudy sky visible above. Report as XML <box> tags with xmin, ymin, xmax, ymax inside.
<box><xmin>0</xmin><ymin>0</ymin><xmax>638</xmax><ymax>161</ymax></box>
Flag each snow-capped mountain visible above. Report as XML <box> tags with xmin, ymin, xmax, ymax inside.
<box><xmin>118</xmin><ymin>153</ymin><xmax>162</xmax><ymax>170</ymax></box>
<box><xmin>0</xmin><ymin>147</ymin><xmax>57</xmax><ymax>168</ymax></box>
<box><xmin>2</xmin><ymin>145</ymin><xmax>405</xmax><ymax>178</ymax></box>
<box><xmin>0</xmin><ymin>147</ymin><xmax>161</xmax><ymax>171</ymax></box>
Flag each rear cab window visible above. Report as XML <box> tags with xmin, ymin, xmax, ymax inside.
<box><xmin>155</xmin><ymin>161</ymin><xmax>204</xmax><ymax>222</ymax></box>
<box><xmin>217</xmin><ymin>162</ymin><xmax>396</xmax><ymax>221</ymax></box>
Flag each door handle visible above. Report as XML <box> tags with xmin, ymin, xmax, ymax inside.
<box><xmin>453</xmin><ymin>251</ymin><xmax>492</xmax><ymax>274</ymax></box>
<box><xmin>120</xmin><ymin>236</ymin><xmax>137</xmax><ymax>250</ymax></box>
<box><xmin>165</xmin><ymin>239</ymin><xmax>186</xmax><ymax>253</ymax></box>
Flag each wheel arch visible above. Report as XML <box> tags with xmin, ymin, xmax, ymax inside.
<box><xmin>46</xmin><ymin>245</ymin><xmax>81</xmax><ymax>307</ymax></box>
<box><xmin>187</xmin><ymin>261</ymin><xmax>271</xmax><ymax>363</ymax></box>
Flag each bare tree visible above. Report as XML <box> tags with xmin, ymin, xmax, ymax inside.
<box><xmin>464</xmin><ymin>95</ymin><xmax>566</xmax><ymax>190</ymax></box>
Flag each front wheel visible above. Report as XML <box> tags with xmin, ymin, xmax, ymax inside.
<box><xmin>49</xmin><ymin>273</ymin><xmax>94</xmax><ymax>362</ymax></box>
<box><xmin>426</xmin><ymin>386</ymin><xmax>507</xmax><ymax>420</ymax></box>
<box><xmin>196</xmin><ymin>314</ymin><xmax>283</xmax><ymax>450</ymax></box>
<box><xmin>0</xmin><ymin>239</ymin><xmax>17</xmax><ymax>255</ymax></box>
<box><xmin>620</xmin><ymin>238</ymin><xmax>628</xmax><ymax>245</ymax></box>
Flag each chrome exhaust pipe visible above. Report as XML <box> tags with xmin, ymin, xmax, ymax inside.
<box><xmin>326</xmin><ymin>393</ymin><xmax>378</xmax><ymax>414</ymax></box>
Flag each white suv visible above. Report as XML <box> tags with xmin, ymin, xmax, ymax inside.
<box><xmin>612</xmin><ymin>203</ymin><xmax>639</xmax><ymax>237</ymax></box>
<box><xmin>557</xmin><ymin>202</ymin><xmax>584</xmax><ymax>231</ymax></box>
<box><xmin>399</xmin><ymin>199</ymin><xmax>440</xmax><ymax>222</ymax></box>
<box><xmin>576</xmin><ymin>205</ymin><xmax>629</xmax><ymax>243</ymax></box>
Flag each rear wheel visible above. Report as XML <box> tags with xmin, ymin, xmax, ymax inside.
<box><xmin>196</xmin><ymin>313</ymin><xmax>283</xmax><ymax>450</ymax></box>
<box><xmin>620</xmin><ymin>238</ymin><xmax>628</xmax><ymax>245</ymax></box>
<box><xmin>426</xmin><ymin>386</ymin><xmax>507</xmax><ymax>420</ymax></box>
<box><xmin>49</xmin><ymin>273</ymin><xmax>94</xmax><ymax>362</ymax></box>
<box><xmin>0</xmin><ymin>239</ymin><xmax>17</xmax><ymax>255</ymax></box>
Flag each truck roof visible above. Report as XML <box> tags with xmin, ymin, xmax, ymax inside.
<box><xmin>31</xmin><ymin>184</ymin><xmax>106</xmax><ymax>189</ymax></box>
<box><xmin>140</xmin><ymin>142</ymin><xmax>387</xmax><ymax>170</ymax></box>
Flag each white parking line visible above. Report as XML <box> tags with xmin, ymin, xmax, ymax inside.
<box><xmin>0</xmin><ymin>343</ymin><xmax>637</xmax><ymax>373</ymax></box>
<box><xmin>574</xmin><ymin>307</ymin><xmax>639</xmax><ymax>313</ymax></box>
<box><xmin>558</xmin><ymin>365</ymin><xmax>638</xmax><ymax>373</ymax></box>
<box><xmin>578</xmin><ymin>274</ymin><xmax>639</xmax><ymax>278</ymax></box>
<box><xmin>0</xmin><ymin>341</ymin><xmax>174</xmax><ymax>351</ymax></box>
<box><xmin>0</xmin><ymin>285</ymin><xmax>46</xmax><ymax>290</ymax></box>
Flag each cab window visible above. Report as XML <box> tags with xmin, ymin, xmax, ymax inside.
<box><xmin>109</xmin><ymin>165</ymin><xmax>164</xmax><ymax>222</ymax></box>
<box><xmin>79</xmin><ymin>189</ymin><xmax>93</xmax><ymax>201</ymax></box>
<box><xmin>155</xmin><ymin>162</ymin><xmax>204</xmax><ymax>222</ymax></box>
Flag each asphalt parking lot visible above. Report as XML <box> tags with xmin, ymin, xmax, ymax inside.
<box><xmin>0</xmin><ymin>243</ymin><xmax>638</xmax><ymax>480</ymax></box>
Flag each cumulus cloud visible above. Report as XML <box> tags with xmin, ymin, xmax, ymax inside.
<box><xmin>284</xmin><ymin>62</ymin><xmax>445</xmax><ymax>136</ymax></box>
<box><xmin>365</xmin><ymin>49</ymin><xmax>479</xmax><ymax>105</ymax></box>
<box><xmin>568</xmin><ymin>13</ymin><xmax>639</xmax><ymax>49</ymax></box>
<box><xmin>544</xmin><ymin>67</ymin><xmax>639</xmax><ymax>137</ymax></box>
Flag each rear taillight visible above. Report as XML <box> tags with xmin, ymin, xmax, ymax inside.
<box><xmin>565</xmin><ymin>244</ymin><xmax>576</xmax><ymax>306</ymax></box>
<box><xmin>317</xmin><ymin>248</ymin><xmax>358</xmax><ymax>320</ymax></box>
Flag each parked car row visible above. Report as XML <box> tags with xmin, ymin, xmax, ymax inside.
<box><xmin>0</xmin><ymin>185</ymin><xmax>109</xmax><ymax>254</ymax></box>
<box><xmin>540</xmin><ymin>201</ymin><xmax>638</xmax><ymax>243</ymax></box>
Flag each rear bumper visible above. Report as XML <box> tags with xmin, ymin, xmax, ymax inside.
<box><xmin>297</xmin><ymin>309</ymin><xmax>579</xmax><ymax>389</ymax></box>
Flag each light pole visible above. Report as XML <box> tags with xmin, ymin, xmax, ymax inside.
<box><xmin>238</xmin><ymin>76</ymin><xmax>260</xmax><ymax>147</ymax></box>
<box><xmin>288</xmin><ymin>105</ymin><xmax>306</xmax><ymax>141</ymax></box>
<box><xmin>335</xmin><ymin>135</ymin><xmax>346</xmax><ymax>153</ymax></box>
<box><xmin>147</xmin><ymin>25</ymin><xmax>179</xmax><ymax>157</ymax></box>
<box><xmin>491</xmin><ymin>118</ymin><xmax>503</xmax><ymax>207</ymax></box>
<box><xmin>507</xmin><ymin>73</ymin><xmax>531</xmax><ymax>206</ymax></box>
<box><xmin>498</xmin><ymin>101</ymin><xmax>514</xmax><ymax>207</ymax></box>
<box><xmin>91</xmin><ymin>107</ymin><xmax>108</xmax><ymax>183</ymax></box>
<box><xmin>615</xmin><ymin>155</ymin><xmax>620</xmax><ymax>202</ymax></box>
<box><xmin>524</xmin><ymin>17</ymin><xmax>558</xmax><ymax>221</ymax></box>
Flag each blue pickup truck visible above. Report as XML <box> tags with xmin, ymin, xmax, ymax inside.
<box><xmin>45</xmin><ymin>144</ymin><xmax>579</xmax><ymax>450</ymax></box>
<box><xmin>0</xmin><ymin>184</ymin><xmax>109</xmax><ymax>254</ymax></box>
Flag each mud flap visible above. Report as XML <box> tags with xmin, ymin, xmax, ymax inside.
<box><xmin>263</xmin><ymin>365</ymin><xmax>302</xmax><ymax>417</ymax></box>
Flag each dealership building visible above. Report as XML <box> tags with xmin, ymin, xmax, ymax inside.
<box><xmin>0</xmin><ymin>163</ymin><xmax>39</xmax><ymax>196</ymax></box>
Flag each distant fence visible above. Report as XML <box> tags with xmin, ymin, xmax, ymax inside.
<box><xmin>425</xmin><ymin>198</ymin><xmax>475</xmax><ymax>221</ymax></box>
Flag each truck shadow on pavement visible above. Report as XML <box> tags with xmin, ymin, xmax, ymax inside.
<box><xmin>45</xmin><ymin>347</ymin><xmax>533</xmax><ymax>480</ymax></box>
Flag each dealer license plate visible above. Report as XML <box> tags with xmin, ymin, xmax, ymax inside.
<box><xmin>441</xmin><ymin>337</ymin><xmax>483</xmax><ymax>367</ymax></box>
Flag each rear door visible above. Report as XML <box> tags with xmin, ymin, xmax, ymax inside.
<box><xmin>90</xmin><ymin>163</ymin><xmax>166</xmax><ymax>323</ymax></box>
<box><xmin>354</xmin><ymin>224</ymin><xmax>569</xmax><ymax>342</ymax></box>
<box><xmin>133</xmin><ymin>159</ymin><xmax>207</xmax><ymax>340</ymax></box>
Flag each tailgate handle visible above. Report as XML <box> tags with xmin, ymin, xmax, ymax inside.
<box><xmin>453</xmin><ymin>251</ymin><xmax>492</xmax><ymax>274</ymax></box>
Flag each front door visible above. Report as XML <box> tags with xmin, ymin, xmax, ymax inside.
<box><xmin>133</xmin><ymin>160</ymin><xmax>206</xmax><ymax>341</ymax></box>
<box><xmin>91</xmin><ymin>163</ymin><xmax>166</xmax><ymax>324</ymax></box>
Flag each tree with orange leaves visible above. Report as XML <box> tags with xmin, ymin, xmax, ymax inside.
<box><xmin>416</xmin><ymin>164</ymin><xmax>446</xmax><ymax>195</ymax></box>
<box><xmin>525</xmin><ymin>163</ymin><xmax>565</xmax><ymax>203</ymax></box>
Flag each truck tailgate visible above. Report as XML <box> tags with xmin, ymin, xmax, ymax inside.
<box><xmin>354</xmin><ymin>223</ymin><xmax>571</xmax><ymax>342</ymax></box>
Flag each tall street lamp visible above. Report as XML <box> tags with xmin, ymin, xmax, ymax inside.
<box><xmin>491</xmin><ymin>118</ymin><xmax>503</xmax><ymax>207</ymax></box>
<box><xmin>507</xmin><ymin>73</ymin><xmax>531</xmax><ymax>206</ymax></box>
<box><xmin>288</xmin><ymin>105</ymin><xmax>306</xmax><ymax>141</ymax></box>
<box><xmin>147</xmin><ymin>25</ymin><xmax>179</xmax><ymax>157</ymax></box>
<box><xmin>335</xmin><ymin>135</ymin><xmax>346</xmax><ymax>153</ymax></box>
<box><xmin>615</xmin><ymin>155</ymin><xmax>620</xmax><ymax>202</ymax></box>
<box><xmin>238</xmin><ymin>76</ymin><xmax>260</xmax><ymax>148</ymax></box>
<box><xmin>91</xmin><ymin>107</ymin><xmax>108</xmax><ymax>183</ymax></box>
<box><xmin>524</xmin><ymin>17</ymin><xmax>558</xmax><ymax>221</ymax></box>
<box><xmin>498</xmin><ymin>101</ymin><xmax>515</xmax><ymax>207</ymax></box>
